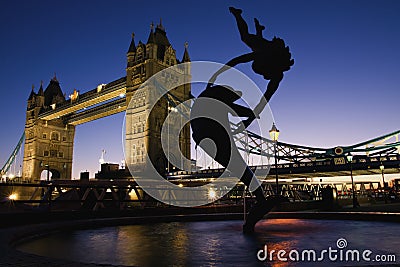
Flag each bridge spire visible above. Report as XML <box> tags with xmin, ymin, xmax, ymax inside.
<box><xmin>127</xmin><ymin>32</ymin><xmax>136</xmax><ymax>53</ymax></box>
<box><xmin>147</xmin><ymin>23</ymin><xmax>155</xmax><ymax>44</ymax></box>
<box><xmin>38</xmin><ymin>80</ymin><xmax>44</xmax><ymax>96</ymax></box>
<box><xmin>182</xmin><ymin>42</ymin><xmax>190</xmax><ymax>62</ymax></box>
<box><xmin>28</xmin><ymin>85</ymin><xmax>36</xmax><ymax>100</ymax></box>
<box><xmin>157</xmin><ymin>18</ymin><xmax>164</xmax><ymax>31</ymax></box>
<box><xmin>44</xmin><ymin>75</ymin><xmax>65</xmax><ymax>107</ymax></box>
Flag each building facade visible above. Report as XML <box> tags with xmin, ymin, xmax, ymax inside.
<box><xmin>23</xmin><ymin>78</ymin><xmax>75</xmax><ymax>180</ymax></box>
<box><xmin>125</xmin><ymin>22</ymin><xmax>191</xmax><ymax>174</ymax></box>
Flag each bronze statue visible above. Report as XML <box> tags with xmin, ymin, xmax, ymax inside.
<box><xmin>191</xmin><ymin>7</ymin><xmax>293</xmax><ymax>233</ymax></box>
<box><xmin>210</xmin><ymin>7</ymin><xmax>294</xmax><ymax>128</ymax></box>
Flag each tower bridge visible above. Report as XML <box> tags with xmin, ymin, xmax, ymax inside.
<box><xmin>19</xmin><ymin>21</ymin><xmax>191</xmax><ymax>181</ymax></box>
<box><xmin>0</xmin><ymin>22</ymin><xmax>399</xmax><ymax>187</ymax></box>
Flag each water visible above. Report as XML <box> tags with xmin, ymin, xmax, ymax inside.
<box><xmin>17</xmin><ymin>219</ymin><xmax>400</xmax><ymax>266</ymax></box>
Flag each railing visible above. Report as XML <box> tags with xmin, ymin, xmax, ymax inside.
<box><xmin>0</xmin><ymin>180</ymin><xmax>390</xmax><ymax>213</ymax></box>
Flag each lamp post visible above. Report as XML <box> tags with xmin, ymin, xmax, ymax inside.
<box><xmin>379</xmin><ymin>163</ymin><xmax>385</xmax><ymax>187</ymax></box>
<box><xmin>63</xmin><ymin>163</ymin><xmax>67</xmax><ymax>179</ymax></box>
<box><xmin>45</xmin><ymin>164</ymin><xmax>50</xmax><ymax>181</ymax></box>
<box><xmin>380</xmin><ymin>163</ymin><xmax>387</xmax><ymax>203</ymax></box>
<box><xmin>269</xmin><ymin>123</ymin><xmax>280</xmax><ymax>195</ymax></box>
<box><xmin>40</xmin><ymin>161</ymin><xmax>50</xmax><ymax>182</ymax></box>
<box><xmin>346</xmin><ymin>153</ymin><xmax>358</xmax><ymax>208</ymax></box>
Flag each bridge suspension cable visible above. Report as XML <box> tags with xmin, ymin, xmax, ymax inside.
<box><xmin>1</xmin><ymin>132</ymin><xmax>25</xmax><ymax>175</ymax></box>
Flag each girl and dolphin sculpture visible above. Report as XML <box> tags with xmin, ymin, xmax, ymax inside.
<box><xmin>190</xmin><ymin>7</ymin><xmax>294</xmax><ymax>233</ymax></box>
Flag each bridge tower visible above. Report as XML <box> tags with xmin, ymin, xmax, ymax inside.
<box><xmin>125</xmin><ymin>21</ymin><xmax>191</xmax><ymax>174</ymax></box>
<box><xmin>22</xmin><ymin>77</ymin><xmax>75</xmax><ymax>181</ymax></box>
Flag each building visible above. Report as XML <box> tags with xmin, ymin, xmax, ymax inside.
<box><xmin>22</xmin><ymin>21</ymin><xmax>191</xmax><ymax>181</ymax></box>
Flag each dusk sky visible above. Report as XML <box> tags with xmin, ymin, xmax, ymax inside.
<box><xmin>0</xmin><ymin>1</ymin><xmax>399</xmax><ymax>178</ymax></box>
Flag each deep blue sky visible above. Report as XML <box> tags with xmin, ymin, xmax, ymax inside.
<box><xmin>1</xmin><ymin>1</ymin><xmax>399</xmax><ymax>178</ymax></box>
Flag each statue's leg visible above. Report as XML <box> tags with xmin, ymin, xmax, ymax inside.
<box><xmin>234</xmin><ymin>166</ymin><xmax>266</xmax><ymax>204</ymax></box>
<box><xmin>193</xmin><ymin>119</ymin><xmax>266</xmax><ymax>203</ymax></box>
<box><xmin>226</xmin><ymin>150</ymin><xmax>288</xmax><ymax>234</ymax></box>
<box><xmin>229</xmin><ymin>7</ymin><xmax>255</xmax><ymax>47</ymax></box>
<box><xmin>254</xmin><ymin>18</ymin><xmax>265</xmax><ymax>37</ymax></box>
<box><xmin>243</xmin><ymin>195</ymin><xmax>289</xmax><ymax>234</ymax></box>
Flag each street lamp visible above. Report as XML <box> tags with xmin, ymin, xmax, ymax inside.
<box><xmin>63</xmin><ymin>163</ymin><xmax>67</xmax><ymax>179</ymax></box>
<box><xmin>380</xmin><ymin>163</ymin><xmax>387</xmax><ymax>203</ymax></box>
<box><xmin>379</xmin><ymin>163</ymin><xmax>385</xmax><ymax>187</ymax></box>
<box><xmin>45</xmin><ymin>164</ymin><xmax>50</xmax><ymax>181</ymax></box>
<box><xmin>269</xmin><ymin>123</ymin><xmax>280</xmax><ymax>195</ymax></box>
<box><xmin>40</xmin><ymin>161</ymin><xmax>50</xmax><ymax>182</ymax></box>
<box><xmin>346</xmin><ymin>153</ymin><xmax>358</xmax><ymax>208</ymax></box>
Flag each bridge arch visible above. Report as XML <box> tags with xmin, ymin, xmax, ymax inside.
<box><xmin>40</xmin><ymin>168</ymin><xmax>61</xmax><ymax>181</ymax></box>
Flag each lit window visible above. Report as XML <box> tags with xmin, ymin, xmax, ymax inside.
<box><xmin>50</xmin><ymin>150</ymin><xmax>57</xmax><ymax>157</ymax></box>
<box><xmin>51</xmin><ymin>132</ymin><xmax>59</xmax><ymax>141</ymax></box>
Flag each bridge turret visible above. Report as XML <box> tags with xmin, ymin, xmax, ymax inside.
<box><xmin>125</xmin><ymin>22</ymin><xmax>191</xmax><ymax>174</ymax></box>
<box><xmin>26</xmin><ymin>84</ymin><xmax>43</xmax><ymax>119</ymax></box>
<box><xmin>27</xmin><ymin>85</ymin><xmax>36</xmax><ymax>109</ymax></box>
<box><xmin>38</xmin><ymin>80</ymin><xmax>44</xmax><ymax>96</ymax></box>
<box><xmin>127</xmin><ymin>32</ymin><xmax>136</xmax><ymax>66</ymax></box>
<box><xmin>181</xmin><ymin>42</ymin><xmax>190</xmax><ymax>63</ymax></box>
<box><xmin>127</xmin><ymin>32</ymin><xmax>136</xmax><ymax>53</ymax></box>
<box><xmin>147</xmin><ymin>22</ymin><xmax>155</xmax><ymax>44</ymax></box>
<box><xmin>23</xmin><ymin>75</ymin><xmax>75</xmax><ymax>182</ymax></box>
<box><xmin>44</xmin><ymin>75</ymin><xmax>65</xmax><ymax>108</ymax></box>
<box><xmin>36</xmin><ymin>81</ymin><xmax>45</xmax><ymax>108</ymax></box>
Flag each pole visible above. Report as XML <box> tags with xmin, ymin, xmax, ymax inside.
<box><xmin>275</xmin><ymin>141</ymin><xmax>279</xmax><ymax>195</ymax></box>
<box><xmin>381</xmin><ymin>168</ymin><xmax>387</xmax><ymax>204</ymax></box>
<box><xmin>243</xmin><ymin>186</ymin><xmax>246</xmax><ymax>222</ymax></box>
<box><xmin>350</xmin><ymin>161</ymin><xmax>357</xmax><ymax>208</ymax></box>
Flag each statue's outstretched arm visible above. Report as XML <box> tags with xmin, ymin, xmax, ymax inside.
<box><xmin>253</xmin><ymin>73</ymin><xmax>283</xmax><ymax>116</ymax></box>
<box><xmin>208</xmin><ymin>53</ymin><xmax>255</xmax><ymax>84</ymax></box>
<box><xmin>230</xmin><ymin>103</ymin><xmax>254</xmax><ymax>118</ymax></box>
<box><xmin>234</xmin><ymin>73</ymin><xmax>284</xmax><ymax>134</ymax></box>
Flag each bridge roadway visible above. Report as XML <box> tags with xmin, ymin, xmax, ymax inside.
<box><xmin>37</xmin><ymin>77</ymin><xmax>127</xmax><ymax>125</ymax></box>
<box><xmin>167</xmin><ymin>154</ymin><xmax>400</xmax><ymax>180</ymax></box>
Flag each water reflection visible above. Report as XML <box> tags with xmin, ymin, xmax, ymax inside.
<box><xmin>17</xmin><ymin>219</ymin><xmax>400</xmax><ymax>266</ymax></box>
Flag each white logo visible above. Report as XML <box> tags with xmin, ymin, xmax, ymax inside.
<box><xmin>336</xmin><ymin>238</ymin><xmax>348</xmax><ymax>249</ymax></box>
